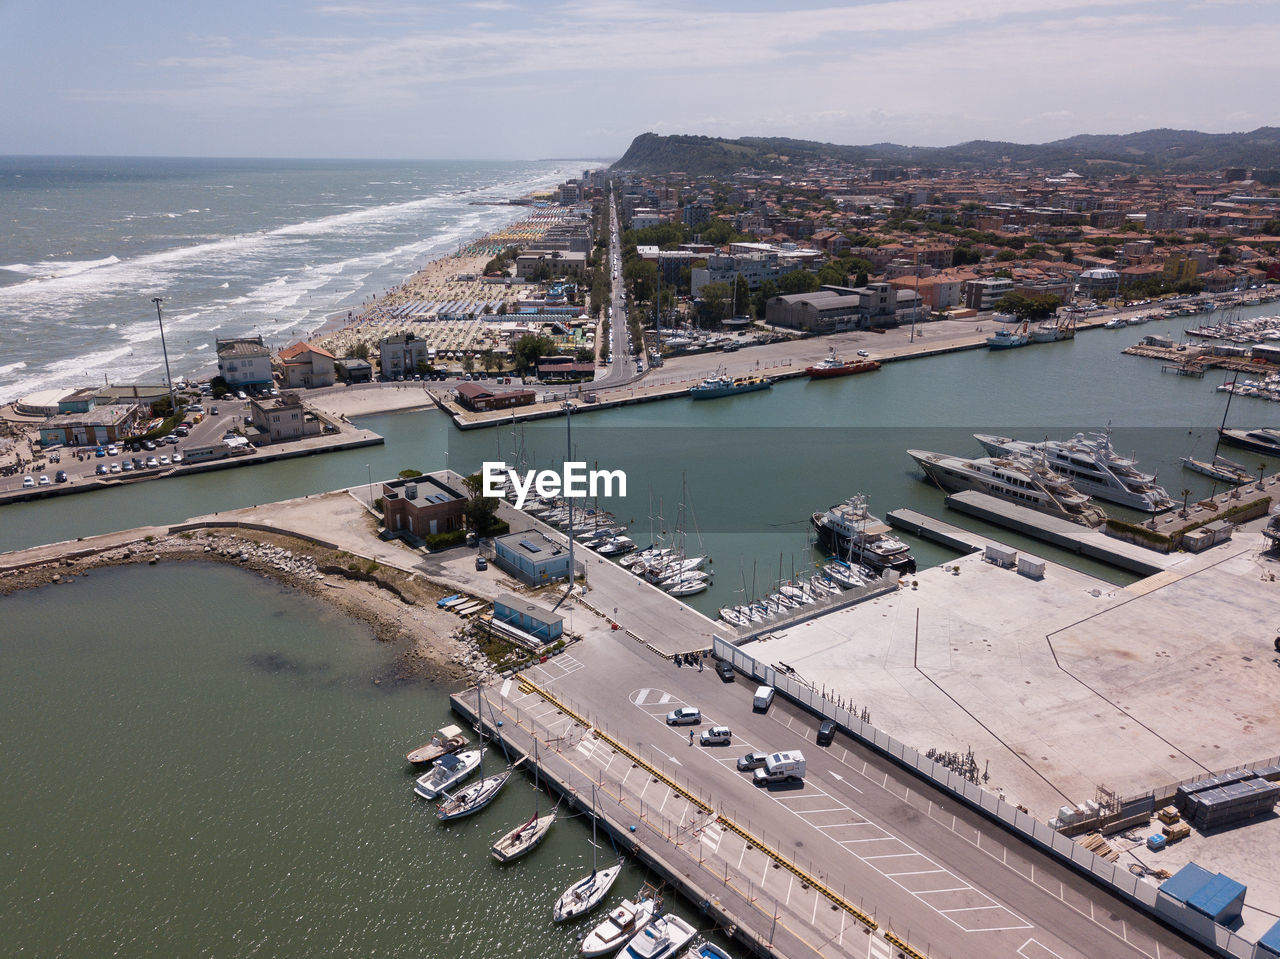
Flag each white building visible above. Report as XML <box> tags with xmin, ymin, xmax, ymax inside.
<box><xmin>216</xmin><ymin>336</ymin><xmax>273</xmax><ymax>389</ymax></box>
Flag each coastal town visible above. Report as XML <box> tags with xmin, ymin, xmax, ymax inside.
<box><xmin>6</xmin><ymin>141</ymin><xmax>1280</xmax><ymax>959</ymax></box>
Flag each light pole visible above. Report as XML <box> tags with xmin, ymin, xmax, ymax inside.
<box><xmin>366</xmin><ymin>463</ymin><xmax>374</xmax><ymax>509</ymax></box>
<box><xmin>152</xmin><ymin>297</ymin><xmax>176</xmax><ymax>416</ymax></box>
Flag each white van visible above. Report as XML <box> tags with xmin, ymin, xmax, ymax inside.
<box><xmin>753</xmin><ymin>685</ymin><xmax>775</xmax><ymax>712</ymax></box>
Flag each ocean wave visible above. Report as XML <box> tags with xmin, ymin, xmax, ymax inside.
<box><xmin>0</xmin><ymin>255</ymin><xmax>122</xmax><ymax>279</ymax></box>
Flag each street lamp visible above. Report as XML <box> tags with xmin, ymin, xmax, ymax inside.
<box><xmin>152</xmin><ymin>297</ymin><xmax>176</xmax><ymax>417</ymax></box>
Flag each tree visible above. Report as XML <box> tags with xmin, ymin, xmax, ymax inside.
<box><xmin>778</xmin><ymin>270</ymin><xmax>819</xmax><ymax>295</ymax></box>
<box><xmin>461</xmin><ymin>353</ymin><xmax>475</xmax><ymax>374</ymax></box>
<box><xmin>732</xmin><ymin>275</ymin><xmax>750</xmax><ymax>316</ymax></box>
<box><xmin>817</xmin><ymin>262</ymin><xmax>848</xmax><ymax>287</ymax></box>
<box><xmin>699</xmin><ymin>281</ymin><xmax>732</xmax><ymax>325</ymax></box>
<box><xmin>575</xmin><ymin>346</ymin><xmax>594</xmax><ymax>362</ymax></box>
<box><xmin>752</xmin><ymin>279</ymin><xmax>777</xmax><ymax>319</ymax></box>
<box><xmin>398</xmin><ymin>468</ymin><xmax>423</xmax><ymax>478</ymax></box>
<box><xmin>994</xmin><ymin>292</ymin><xmax>1062</xmax><ymax>321</ymax></box>
<box><xmin>510</xmin><ymin>333</ymin><xmax>557</xmax><ymax>374</ymax></box>
<box><xmin>462</xmin><ymin>472</ymin><xmax>500</xmax><ymax>534</ymax></box>
<box><xmin>350</xmin><ymin>342</ymin><xmax>370</xmax><ymax>361</ymax></box>
<box><xmin>481</xmin><ymin>349</ymin><xmax>499</xmax><ymax>373</ymax></box>
<box><xmin>624</xmin><ymin>259</ymin><xmax>658</xmax><ymax>303</ymax></box>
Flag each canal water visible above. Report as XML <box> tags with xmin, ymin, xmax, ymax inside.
<box><xmin>5</xmin><ymin>305</ymin><xmax>1280</xmax><ymax>602</ymax></box>
<box><xmin>0</xmin><ymin>562</ymin><xmax>721</xmax><ymax>958</ymax></box>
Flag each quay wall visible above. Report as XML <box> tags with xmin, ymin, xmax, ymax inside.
<box><xmin>712</xmin><ymin>638</ymin><xmax>1268</xmax><ymax>959</ymax></box>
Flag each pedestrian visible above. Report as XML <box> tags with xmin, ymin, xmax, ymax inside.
<box><xmin>698</xmin><ymin>659</ymin><xmax>703</xmax><ymax>673</ymax></box>
<box><xmin>689</xmin><ymin>729</ymin><xmax>694</xmax><ymax>745</ymax></box>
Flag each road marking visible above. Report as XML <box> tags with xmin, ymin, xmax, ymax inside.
<box><xmin>884</xmin><ymin>869</ymin><xmax>947</xmax><ymax>878</ymax></box>
<box><xmin>1018</xmin><ymin>939</ymin><xmax>1066</xmax><ymax>959</ymax></box>
<box><xmin>500</xmin><ymin>678</ymin><xmax>513</xmax><ymax>698</ymax></box>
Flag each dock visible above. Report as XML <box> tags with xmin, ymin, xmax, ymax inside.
<box><xmin>941</xmin><ymin>490</ymin><xmax>1174</xmax><ymax>575</ymax></box>
<box><xmin>884</xmin><ymin>508</ymin><xmax>985</xmax><ymax>555</ymax></box>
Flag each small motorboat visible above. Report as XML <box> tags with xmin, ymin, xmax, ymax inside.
<box><xmin>413</xmin><ymin>749</ymin><xmax>482</xmax><ymax>800</ymax></box>
<box><xmin>581</xmin><ymin>889</ymin><xmax>660</xmax><ymax>956</ymax></box>
<box><xmin>405</xmin><ymin>724</ymin><xmax>469</xmax><ymax>767</ymax></box>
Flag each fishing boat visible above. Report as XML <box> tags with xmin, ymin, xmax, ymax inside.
<box><xmin>580</xmin><ymin>886</ymin><xmax>661</xmax><ymax>957</ymax></box>
<box><xmin>491</xmin><ymin>809</ymin><xmax>556</xmax><ymax>862</ymax></box>
<box><xmin>974</xmin><ymin>429</ymin><xmax>1173</xmax><ymax>512</ymax></box>
<box><xmin>810</xmin><ymin>494</ymin><xmax>916</xmax><ymax>572</ymax></box>
<box><xmin>436</xmin><ymin>766</ymin><xmax>513</xmax><ymax>821</ymax></box>
<box><xmin>405</xmin><ymin>724</ymin><xmax>469</xmax><ymax>767</ymax></box>
<box><xmin>621</xmin><ymin>914</ymin><xmax>697</xmax><ymax>959</ymax></box>
<box><xmin>555</xmin><ymin>785</ymin><xmax>623</xmax><ymax>922</ymax></box>
<box><xmin>689</xmin><ymin>372</ymin><xmax>772</xmax><ymax>399</ymax></box>
<box><xmin>908</xmin><ymin>449</ymin><xmax>1107</xmax><ymax>527</ymax></box>
<box><xmin>804</xmin><ymin>349</ymin><xmax>880</xmax><ymax>379</ymax></box>
<box><xmin>413</xmin><ymin>749</ymin><xmax>482</xmax><ymax>800</ymax></box>
<box><xmin>987</xmin><ymin>320</ymin><xmax>1029</xmax><ymax>349</ymax></box>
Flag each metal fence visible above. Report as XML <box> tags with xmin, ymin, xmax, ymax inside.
<box><xmin>712</xmin><ymin>637</ymin><xmax>1270</xmax><ymax>959</ymax></box>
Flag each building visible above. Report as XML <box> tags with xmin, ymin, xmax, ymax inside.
<box><xmin>766</xmin><ymin>283</ymin><xmax>913</xmax><ymax>331</ymax></box>
<box><xmin>535</xmin><ymin>356</ymin><xmax>596</xmax><ymax>382</ymax></box>
<box><xmin>515</xmin><ymin>251</ymin><xmax>587</xmax><ymax>279</ymax></box>
<box><xmin>248</xmin><ymin>392</ymin><xmax>324</xmax><ymax>443</ymax></box>
<box><xmin>1157</xmin><ymin>862</ymin><xmax>1247</xmax><ymax>926</ymax></box>
<box><xmin>690</xmin><ymin>251</ymin><xmax>806</xmax><ymax>297</ymax></box>
<box><xmin>455</xmin><ymin>382</ymin><xmax>536</xmax><ymax>412</ymax></box>
<box><xmin>39</xmin><ymin>404</ymin><xmax>141</xmax><ymax>447</ymax></box>
<box><xmin>378</xmin><ymin>332</ymin><xmax>431</xmax><ymax>379</ymax></box>
<box><xmin>491</xmin><ymin>593</ymin><xmax>564</xmax><ymax>644</ymax></box>
<box><xmin>216</xmin><ymin>336</ymin><xmax>274</xmax><ymax>389</ymax></box>
<box><xmin>961</xmin><ymin>277</ymin><xmax>1016</xmax><ymax>311</ymax></box>
<box><xmin>335</xmin><ymin>357</ymin><xmax>373</xmax><ymax>383</ymax></box>
<box><xmin>493</xmin><ymin>529</ymin><xmax>575</xmax><ymax>585</ymax></box>
<box><xmin>380</xmin><ymin>474</ymin><xmax>466</xmax><ymax>538</ymax></box>
<box><xmin>275</xmin><ymin>341</ymin><xmax>336</xmax><ymax>389</ymax></box>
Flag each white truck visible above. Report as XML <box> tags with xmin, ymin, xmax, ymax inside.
<box><xmin>752</xmin><ymin>749</ymin><xmax>806</xmax><ymax>785</ymax></box>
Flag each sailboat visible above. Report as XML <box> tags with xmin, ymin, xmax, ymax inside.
<box><xmin>437</xmin><ymin>684</ymin><xmax>515</xmax><ymax>820</ymax></box>
<box><xmin>491</xmin><ymin>741</ymin><xmax>555</xmax><ymax>862</ymax></box>
<box><xmin>1183</xmin><ymin>372</ymin><xmax>1256</xmax><ymax>484</ymax></box>
<box><xmin>554</xmin><ymin>785</ymin><xmax>623</xmax><ymax>922</ymax></box>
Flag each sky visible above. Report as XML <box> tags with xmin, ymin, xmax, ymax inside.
<box><xmin>1</xmin><ymin>0</ymin><xmax>1277</xmax><ymax>160</ymax></box>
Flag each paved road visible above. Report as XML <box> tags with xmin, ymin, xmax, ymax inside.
<box><xmin>500</xmin><ymin>630</ymin><xmax>1214</xmax><ymax>959</ymax></box>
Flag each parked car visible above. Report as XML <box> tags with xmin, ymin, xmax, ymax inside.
<box><xmin>95</xmin><ymin>463</ymin><xmax>108</xmax><ymax>475</ymax></box>
<box><xmin>700</xmin><ymin>726</ymin><xmax>732</xmax><ymax>746</ymax></box>
<box><xmin>715</xmin><ymin>660</ymin><xmax>735</xmax><ymax>682</ymax></box>
<box><xmin>474</xmin><ymin>556</ymin><xmax>488</xmax><ymax>571</ymax></box>
<box><xmin>171</xmin><ymin>452</ymin><xmax>183</xmax><ymax>463</ymax></box>
<box><xmin>38</xmin><ymin>474</ymin><xmax>51</xmax><ymax>485</ymax></box>
<box><xmin>146</xmin><ymin>456</ymin><xmax>159</xmax><ymax>468</ymax></box>
<box><xmin>55</xmin><ymin>470</ymin><xmax>68</xmax><ymax>483</ymax></box>
<box><xmin>109</xmin><ymin>463</ymin><xmax>121</xmax><ymax>473</ymax></box>
<box><xmin>736</xmin><ymin>751</ymin><xmax>768</xmax><ymax>771</ymax></box>
<box><xmin>121</xmin><ymin>461</ymin><xmax>134</xmax><ymax>472</ymax></box>
<box><xmin>158</xmin><ymin>455</ymin><xmax>170</xmax><ymax>466</ymax></box>
<box><xmin>210</xmin><ymin>406</ymin><xmax>219</xmax><ymax>416</ymax></box>
<box><xmin>665</xmin><ymin>706</ymin><xmax>701</xmax><ymax>726</ymax></box>
<box><xmin>142</xmin><ymin>440</ymin><xmax>156</xmax><ymax>451</ymax></box>
<box><xmin>22</xmin><ymin>475</ymin><xmax>35</xmax><ymax>488</ymax></box>
<box><xmin>856</xmin><ymin>349</ymin><xmax>870</xmax><ymax>358</ymax></box>
<box><xmin>816</xmin><ymin>720</ymin><xmax>836</xmax><ymax>747</ymax></box>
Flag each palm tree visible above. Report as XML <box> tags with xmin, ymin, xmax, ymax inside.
<box><xmin>1180</xmin><ymin>488</ymin><xmax>1191</xmax><ymax>518</ymax></box>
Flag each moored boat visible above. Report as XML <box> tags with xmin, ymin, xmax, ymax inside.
<box><xmin>804</xmin><ymin>349</ymin><xmax>880</xmax><ymax>379</ymax></box>
<box><xmin>1181</xmin><ymin>455</ymin><xmax>1253</xmax><ymax>485</ymax></box>
<box><xmin>1218</xmin><ymin>427</ymin><xmax>1280</xmax><ymax>457</ymax></box>
<box><xmin>491</xmin><ymin>810</ymin><xmax>555</xmax><ymax>862</ymax></box>
<box><xmin>908</xmin><ymin>449</ymin><xmax>1107</xmax><ymax>526</ymax></box>
<box><xmin>987</xmin><ymin>321</ymin><xmax>1029</xmax><ymax>349</ymax></box>
<box><xmin>678</xmin><ymin>942</ymin><xmax>733</xmax><ymax>959</ymax></box>
<box><xmin>811</xmin><ymin>494</ymin><xmax>915</xmax><ymax>572</ymax></box>
<box><xmin>413</xmin><ymin>749</ymin><xmax>482</xmax><ymax>800</ymax></box>
<box><xmin>690</xmin><ymin>372</ymin><xmax>773</xmax><ymax>399</ymax></box>
<box><xmin>555</xmin><ymin>862</ymin><xmax>624</xmax><ymax>922</ymax></box>
<box><xmin>436</xmin><ymin>767</ymin><xmax>512</xmax><ymax>820</ymax></box>
<box><xmin>622</xmin><ymin>914</ymin><xmax>697</xmax><ymax>959</ymax></box>
<box><xmin>405</xmin><ymin>724</ymin><xmax>469</xmax><ymax>767</ymax></box>
<box><xmin>581</xmin><ymin>887</ymin><xmax>661</xmax><ymax>957</ymax></box>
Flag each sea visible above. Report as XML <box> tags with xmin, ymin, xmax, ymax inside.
<box><xmin>0</xmin><ymin>156</ymin><xmax>589</xmax><ymax>404</ymax></box>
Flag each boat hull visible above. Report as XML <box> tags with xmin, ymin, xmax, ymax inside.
<box><xmin>805</xmin><ymin>360</ymin><xmax>880</xmax><ymax>378</ymax></box>
<box><xmin>690</xmin><ymin>379</ymin><xmax>772</xmax><ymax>399</ymax></box>
<box><xmin>1219</xmin><ymin>428</ymin><xmax>1280</xmax><ymax>457</ymax></box>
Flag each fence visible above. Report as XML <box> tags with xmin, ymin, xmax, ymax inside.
<box><xmin>712</xmin><ymin>637</ymin><xmax>1269</xmax><ymax>959</ymax></box>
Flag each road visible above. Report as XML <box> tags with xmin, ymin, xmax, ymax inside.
<box><xmin>483</xmin><ymin>629</ymin><xmax>1215</xmax><ymax>959</ymax></box>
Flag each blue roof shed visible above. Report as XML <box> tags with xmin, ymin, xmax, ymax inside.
<box><xmin>1159</xmin><ymin>862</ymin><xmax>1214</xmax><ymax>904</ymax></box>
<box><xmin>1187</xmin><ymin>873</ymin><xmax>1246</xmax><ymax>924</ymax></box>
<box><xmin>1258</xmin><ymin>917</ymin><xmax>1280</xmax><ymax>958</ymax></box>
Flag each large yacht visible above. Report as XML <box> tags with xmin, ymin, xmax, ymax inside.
<box><xmin>1219</xmin><ymin>427</ymin><xmax>1280</xmax><ymax>457</ymax></box>
<box><xmin>810</xmin><ymin>494</ymin><xmax>915</xmax><ymax>572</ymax></box>
<box><xmin>908</xmin><ymin>449</ymin><xmax>1108</xmax><ymax>527</ymax></box>
<box><xmin>973</xmin><ymin>430</ymin><xmax>1173</xmax><ymax>512</ymax></box>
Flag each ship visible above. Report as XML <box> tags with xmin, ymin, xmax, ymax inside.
<box><xmin>689</xmin><ymin>372</ymin><xmax>772</xmax><ymax>399</ymax></box>
<box><xmin>908</xmin><ymin>449</ymin><xmax>1107</xmax><ymax>526</ymax></box>
<box><xmin>987</xmin><ymin>320</ymin><xmax>1029</xmax><ymax>350</ymax></box>
<box><xmin>1218</xmin><ymin>427</ymin><xmax>1280</xmax><ymax>457</ymax></box>
<box><xmin>1029</xmin><ymin>313</ymin><xmax>1076</xmax><ymax>343</ymax></box>
<box><xmin>804</xmin><ymin>349</ymin><xmax>880</xmax><ymax>379</ymax></box>
<box><xmin>811</xmin><ymin>494</ymin><xmax>915</xmax><ymax>573</ymax></box>
<box><xmin>974</xmin><ymin>430</ymin><xmax>1172</xmax><ymax>512</ymax></box>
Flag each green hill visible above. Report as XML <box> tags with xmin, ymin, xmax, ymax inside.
<box><xmin>611</xmin><ymin>128</ymin><xmax>1280</xmax><ymax>176</ymax></box>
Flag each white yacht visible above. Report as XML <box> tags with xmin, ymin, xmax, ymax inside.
<box><xmin>973</xmin><ymin>430</ymin><xmax>1174</xmax><ymax>512</ymax></box>
<box><xmin>412</xmin><ymin>749</ymin><xmax>482</xmax><ymax>800</ymax></box>
<box><xmin>622</xmin><ymin>914</ymin><xmax>697</xmax><ymax>959</ymax></box>
<box><xmin>908</xmin><ymin>449</ymin><xmax>1107</xmax><ymax>527</ymax></box>
<box><xmin>581</xmin><ymin>891</ymin><xmax>660</xmax><ymax>957</ymax></box>
<box><xmin>810</xmin><ymin>494</ymin><xmax>915</xmax><ymax>572</ymax></box>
